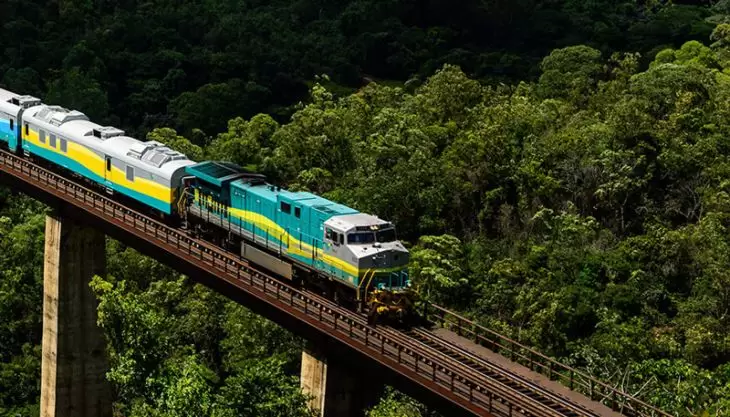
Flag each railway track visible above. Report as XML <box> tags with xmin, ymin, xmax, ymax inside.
<box><xmin>403</xmin><ymin>328</ymin><xmax>593</xmax><ymax>417</ymax></box>
<box><xmin>306</xmin><ymin>293</ymin><xmax>578</xmax><ymax>417</ymax></box>
<box><xmin>0</xmin><ymin>148</ymin><xmax>670</xmax><ymax>417</ymax></box>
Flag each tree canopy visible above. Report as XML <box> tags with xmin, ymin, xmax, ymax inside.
<box><xmin>1</xmin><ymin>2</ymin><xmax>730</xmax><ymax>416</ymax></box>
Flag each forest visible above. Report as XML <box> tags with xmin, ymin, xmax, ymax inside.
<box><xmin>1</xmin><ymin>0</ymin><xmax>730</xmax><ymax>416</ymax></box>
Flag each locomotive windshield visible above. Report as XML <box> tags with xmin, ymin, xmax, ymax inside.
<box><xmin>348</xmin><ymin>232</ymin><xmax>375</xmax><ymax>244</ymax></box>
<box><xmin>376</xmin><ymin>228</ymin><xmax>396</xmax><ymax>243</ymax></box>
<box><xmin>347</xmin><ymin>227</ymin><xmax>397</xmax><ymax>244</ymax></box>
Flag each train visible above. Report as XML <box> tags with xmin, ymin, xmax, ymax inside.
<box><xmin>0</xmin><ymin>88</ymin><xmax>415</xmax><ymax>322</ymax></box>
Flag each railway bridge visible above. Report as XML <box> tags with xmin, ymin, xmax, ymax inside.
<box><xmin>0</xmin><ymin>148</ymin><xmax>674</xmax><ymax>417</ymax></box>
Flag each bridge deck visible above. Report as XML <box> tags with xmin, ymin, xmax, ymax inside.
<box><xmin>431</xmin><ymin>327</ymin><xmax>625</xmax><ymax>417</ymax></box>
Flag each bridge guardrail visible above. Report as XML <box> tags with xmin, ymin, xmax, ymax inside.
<box><xmin>425</xmin><ymin>303</ymin><xmax>674</xmax><ymax>417</ymax></box>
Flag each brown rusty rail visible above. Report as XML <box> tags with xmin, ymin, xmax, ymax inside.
<box><xmin>425</xmin><ymin>303</ymin><xmax>674</xmax><ymax>417</ymax></box>
<box><xmin>0</xmin><ymin>149</ymin><xmax>598</xmax><ymax>416</ymax></box>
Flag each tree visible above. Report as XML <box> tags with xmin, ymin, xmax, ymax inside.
<box><xmin>45</xmin><ymin>68</ymin><xmax>110</xmax><ymax>122</ymax></box>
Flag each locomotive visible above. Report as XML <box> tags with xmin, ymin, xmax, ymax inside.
<box><xmin>0</xmin><ymin>88</ymin><xmax>414</xmax><ymax>322</ymax></box>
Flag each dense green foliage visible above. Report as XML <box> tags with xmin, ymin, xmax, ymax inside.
<box><xmin>0</xmin><ymin>0</ymin><xmax>716</xmax><ymax>139</ymax></box>
<box><xmin>185</xmin><ymin>29</ymin><xmax>730</xmax><ymax>415</ymax></box>
<box><xmin>90</xmin><ymin>241</ymin><xmax>313</xmax><ymax>417</ymax></box>
<box><xmin>0</xmin><ymin>194</ymin><xmax>45</xmax><ymax>416</ymax></box>
<box><xmin>2</xmin><ymin>1</ymin><xmax>730</xmax><ymax>416</ymax></box>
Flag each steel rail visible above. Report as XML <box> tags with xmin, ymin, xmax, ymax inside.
<box><xmin>425</xmin><ymin>304</ymin><xmax>674</xmax><ymax>417</ymax></box>
<box><xmin>404</xmin><ymin>328</ymin><xmax>594</xmax><ymax>417</ymax></box>
<box><xmin>0</xmin><ymin>148</ymin><xmax>596</xmax><ymax>417</ymax></box>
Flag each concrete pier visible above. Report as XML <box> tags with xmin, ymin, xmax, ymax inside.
<box><xmin>301</xmin><ymin>342</ymin><xmax>381</xmax><ymax>416</ymax></box>
<box><xmin>40</xmin><ymin>213</ymin><xmax>112</xmax><ymax>417</ymax></box>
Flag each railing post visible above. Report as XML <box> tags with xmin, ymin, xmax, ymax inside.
<box><xmin>612</xmin><ymin>390</ymin><xmax>617</xmax><ymax>411</ymax></box>
<box><xmin>548</xmin><ymin>361</ymin><xmax>553</xmax><ymax>380</ymax></box>
<box><xmin>590</xmin><ymin>379</ymin><xmax>594</xmax><ymax>400</ymax></box>
<box><xmin>570</xmin><ymin>369</ymin><xmax>574</xmax><ymax>390</ymax></box>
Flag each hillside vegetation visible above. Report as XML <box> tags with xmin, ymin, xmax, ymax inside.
<box><xmin>1</xmin><ymin>1</ymin><xmax>730</xmax><ymax>416</ymax></box>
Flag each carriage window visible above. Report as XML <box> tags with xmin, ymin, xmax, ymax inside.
<box><xmin>39</xmin><ymin>129</ymin><xmax>45</xmax><ymax>143</ymax></box>
<box><xmin>294</xmin><ymin>207</ymin><xmax>301</xmax><ymax>218</ymax></box>
<box><xmin>9</xmin><ymin>119</ymin><xmax>13</xmax><ymax>130</ymax></box>
<box><xmin>126</xmin><ymin>165</ymin><xmax>134</xmax><ymax>182</ymax></box>
<box><xmin>339</xmin><ymin>233</ymin><xmax>344</xmax><ymax>245</ymax></box>
<box><xmin>280</xmin><ymin>201</ymin><xmax>291</xmax><ymax>214</ymax></box>
<box><xmin>60</xmin><ymin>138</ymin><xmax>67</xmax><ymax>153</ymax></box>
<box><xmin>49</xmin><ymin>134</ymin><xmax>56</xmax><ymax>148</ymax></box>
<box><xmin>106</xmin><ymin>158</ymin><xmax>111</xmax><ymax>171</ymax></box>
<box><xmin>325</xmin><ymin>228</ymin><xmax>334</xmax><ymax>241</ymax></box>
<box><xmin>24</xmin><ymin>124</ymin><xmax>28</xmax><ymax>136</ymax></box>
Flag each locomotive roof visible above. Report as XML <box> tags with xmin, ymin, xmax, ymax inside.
<box><xmin>233</xmin><ymin>181</ymin><xmax>357</xmax><ymax>216</ymax></box>
<box><xmin>186</xmin><ymin>161</ymin><xmax>265</xmax><ymax>187</ymax></box>
<box><xmin>326</xmin><ymin>213</ymin><xmax>390</xmax><ymax>231</ymax></box>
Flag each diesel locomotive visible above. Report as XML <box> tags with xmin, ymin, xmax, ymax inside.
<box><xmin>0</xmin><ymin>88</ymin><xmax>414</xmax><ymax>322</ymax></box>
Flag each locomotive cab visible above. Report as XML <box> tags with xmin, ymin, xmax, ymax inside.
<box><xmin>323</xmin><ymin>214</ymin><xmax>413</xmax><ymax>322</ymax></box>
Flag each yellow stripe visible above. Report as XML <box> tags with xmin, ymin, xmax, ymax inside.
<box><xmin>225</xmin><ymin>205</ymin><xmax>406</xmax><ymax>278</ymax></box>
<box><xmin>25</xmin><ymin>128</ymin><xmax>173</xmax><ymax>203</ymax></box>
<box><xmin>226</xmin><ymin>205</ymin><xmax>362</xmax><ymax>275</ymax></box>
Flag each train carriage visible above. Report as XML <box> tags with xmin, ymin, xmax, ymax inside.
<box><xmin>0</xmin><ymin>88</ymin><xmax>41</xmax><ymax>153</ymax></box>
<box><xmin>20</xmin><ymin>104</ymin><xmax>195</xmax><ymax>214</ymax></box>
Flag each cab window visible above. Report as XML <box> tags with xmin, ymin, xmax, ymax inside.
<box><xmin>376</xmin><ymin>228</ymin><xmax>397</xmax><ymax>243</ymax></box>
<box><xmin>348</xmin><ymin>232</ymin><xmax>375</xmax><ymax>244</ymax></box>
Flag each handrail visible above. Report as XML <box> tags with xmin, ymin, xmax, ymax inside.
<box><xmin>356</xmin><ymin>268</ymin><xmax>372</xmax><ymax>301</ymax></box>
<box><xmin>425</xmin><ymin>302</ymin><xmax>675</xmax><ymax>417</ymax></box>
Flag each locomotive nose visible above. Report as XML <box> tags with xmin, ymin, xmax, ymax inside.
<box><xmin>369</xmin><ymin>247</ymin><xmax>407</xmax><ymax>266</ymax></box>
